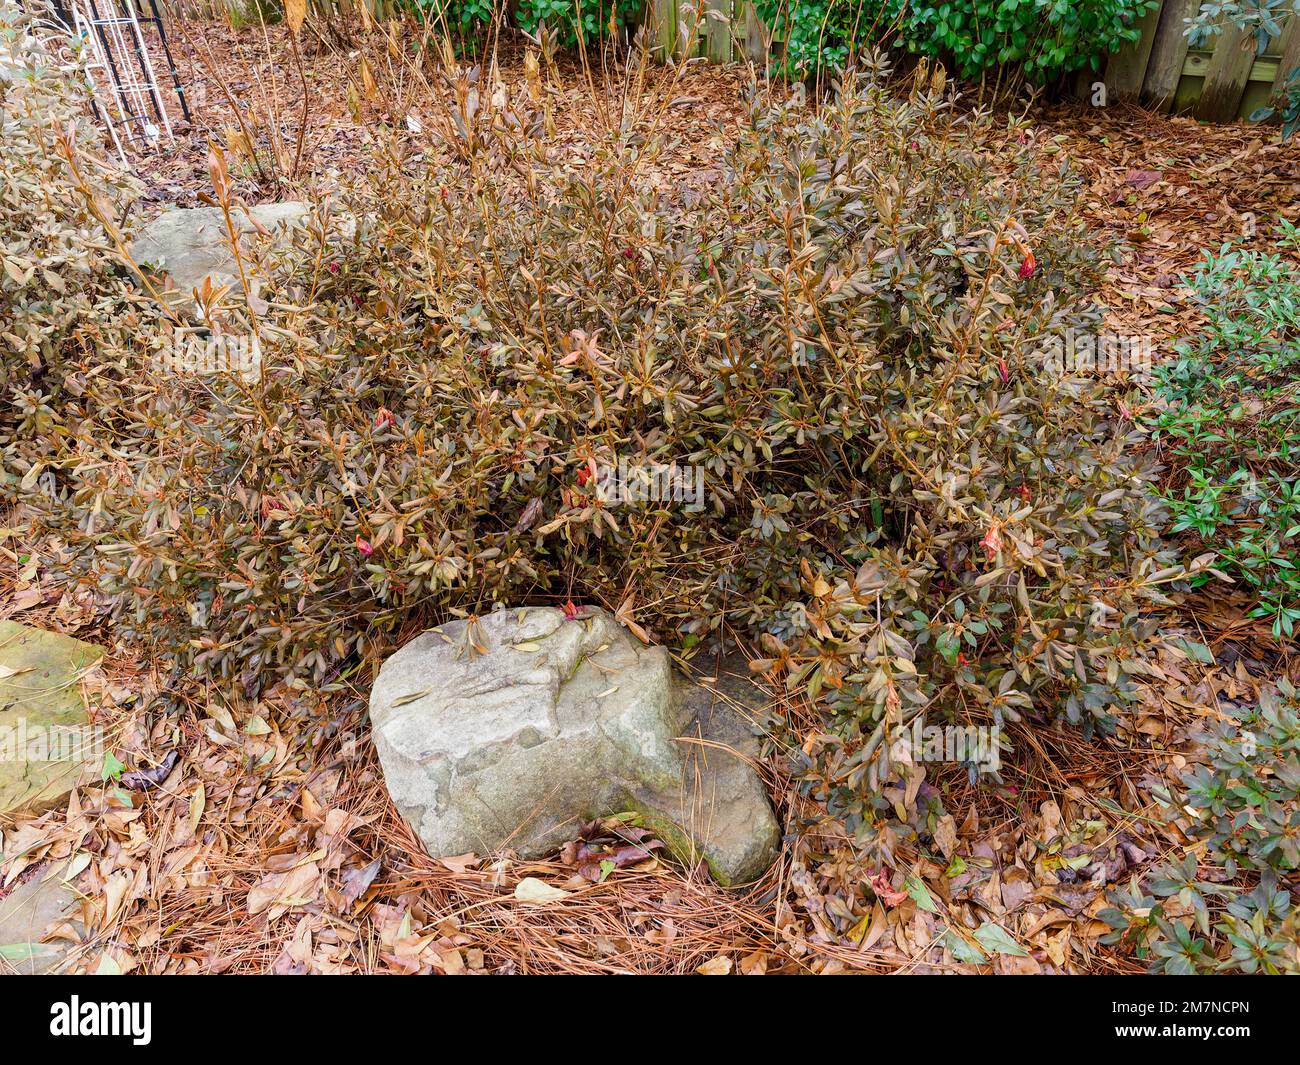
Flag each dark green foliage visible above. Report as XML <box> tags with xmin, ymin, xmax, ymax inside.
<box><xmin>514</xmin><ymin>0</ymin><xmax>642</xmax><ymax>48</ymax></box>
<box><xmin>401</xmin><ymin>0</ymin><xmax>500</xmax><ymax>51</ymax></box>
<box><xmin>753</xmin><ymin>0</ymin><xmax>1155</xmax><ymax>84</ymax></box>
<box><xmin>753</xmin><ymin>0</ymin><xmax>888</xmax><ymax>81</ymax></box>
<box><xmin>1150</xmin><ymin>222</ymin><xmax>1300</xmax><ymax>638</ymax></box>
<box><xmin>1100</xmin><ymin>680</ymin><xmax>1300</xmax><ymax>974</ymax></box>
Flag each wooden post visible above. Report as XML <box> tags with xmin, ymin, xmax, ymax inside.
<box><xmin>705</xmin><ymin>0</ymin><xmax>732</xmax><ymax>63</ymax></box>
<box><xmin>1142</xmin><ymin>0</ymin><xmax>1197</xmax><ymax>111</ymax></box>
<box><xmin>741</xmin><ymin>0</ymin><xmax>767</xmax><ymax>66</ymax></box>
<box><xmin>1105</xmin><ymin>0</ymin><xmax>1164</xmax><ymax>98</ymax></box>
<box><xmin>677</xmin><ymin>0</ymin><xmax>702</xmax><ymax>60</ymax></box>
<box><xmin>1271</xmin><ymin>14</ymin><xmax>1300</xmax><ymax>95</ymax></box>
<box><xmin>651</xmin><ymin>0</ymin><xmax>676</xmax><ymax>61</ymax></box>
<box><xmin>1196</xmin><ymin>25</ymin><xmax>1258</xmax><ymax>121</ymax></box>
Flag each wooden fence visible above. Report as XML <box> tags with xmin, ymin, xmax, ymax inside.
<box><xmin>651</xmin><ymin>1</ymin><xmax>1300</xmax><ymax>123</ymax></box>
<box><xmin>1106</xmin><ymin>0</ymin><xmax>1299</xmax><ymax>120</ymax></box>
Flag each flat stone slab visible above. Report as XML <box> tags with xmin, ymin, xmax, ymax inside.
<box><xmin>0</xmin><ymin>872</ymin><xmax>82</xmax><ymax>975</ymax></box>
<box><xmin>0</xmin><ymin>621</ymin><xmax>103</xmax><ymax>819</ymax></box>
<box><xmin>370</xmin><ymin>608</ymin><xmax>780</xmax><ymax>885</ymax></box>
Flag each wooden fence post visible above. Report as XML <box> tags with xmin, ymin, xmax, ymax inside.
<box><xmin>1197</xmin><ymin>25</ymin><xmax>1259</xmax><ymax>121</ymax></box>
<box><xmin>676</xmin><ymin>0</ymin><xmax>702</xmax><ymax>60</ymax></box>
<box><xmin>705</xmin><ymin>0</ymin><xmax>732</xmax><ymax>63</ymax></box>
<box><xmin>740</xmin><ymin>1</ymin><xmax>766</xmax><ymax>65</ymax></box>
<box><xmin>1272</xmin><ymin>14</ymin><xmax>1300</xmax><ymax>95</ymax></box>
<box><xmin>1142</xmin><ymin>0</ymin><xmax>1197</xmax><ymax>110</ymax></box>
<box><xmin>1105</xmin><ymin>0</ymin><xmax>1164</xmax><ymax>99</ymax></box>
<box><xmin>651</xmin><ymin>0</ymin><xmax>675</xmax><ymax>60</ymax></box>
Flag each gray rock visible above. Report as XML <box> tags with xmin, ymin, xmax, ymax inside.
<box><xmin>129</xmin><ymin>201</ymin><xmax>309</xmax><ymax>302</ymax></box>
<box><xmin>0</xmin><ymin>872</ymin><xmax>84</xmax><ymax>975</ymax></box>
<box><xmin>674</xmin><ymin>653</ymin><xmax>782</xmax><ymax>888</ymax></box>
<box><xmin>370</xmin><ymin>608</ymin><xmax>780</xmax><ymax>885</ymax></box>
<box><xmin>0</xmin><ymin>621</ymin><xmax>103</xmax><ymax>819</ymax></box>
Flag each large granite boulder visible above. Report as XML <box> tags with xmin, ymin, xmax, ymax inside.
<box><xmin>369</xmin><ymin>607</ymin><xmax>780</xmax><ymax>885</ymax></box>
<box><xmin>0</xmin><ymin>621</ymin><xmax>103</xmax><ymax>819</ymax></box>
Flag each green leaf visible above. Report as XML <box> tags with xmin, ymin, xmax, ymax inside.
<box><xmin>943</xmin><ymin>930</ymin><xmax>988</xmax><ymax>964</ymax></box>
<box><xmin>904</xmin><ymin>875</ymin><xmax>939</xmax><ymax>912</ymax></box>
<box><xmin>0</xmin><ymin>942</ymin><xmax>61</xmax><ymax>964</ymax></box>
<box><xmin>1172</xmin><ymin>638</ymin><xmax>1215</xmax><ymax>664</ymax></box>
<box><xmin>974</xmin><ymin>921</ymin><xmax>1029</xmax><ymax>956</ymax></box>
<box><xmin>101</xmin><ymin>751</ymin><xmax>125</xmax><ymax>781</ymax></box>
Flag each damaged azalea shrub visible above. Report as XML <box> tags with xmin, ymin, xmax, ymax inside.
<box><xmin>40</xmin><ymin>65</ymin><xmax>1184</xmax><ymax>846</ymax></box>
<box><xmin>710</xmin><ymin>76</ymin><xmax>1184</xmax><ymax>853</ymax></box>
<box><xmin>0</xmin><ymin>12</ymin><xmax>144</xmax><ymax>501</ymax></box>
<box><xmin>1100</xmin><ymin>680</ymin><xmax>1300</xmax><ymax>974</ymax></box>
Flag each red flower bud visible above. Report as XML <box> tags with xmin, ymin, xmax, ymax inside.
<box><xmin>998</xmin><ymin>359</ymin><xmax>1010</xmax><ymax>384</ymax></box>
<box><xmin>355</xmin><ymin>536</ymin><xmax>374</xmax><ymax>558</ymax></box>
<box><xmin>374</xmin><ymin>407</ymin><xmax>394</xmax><ymax>430</ymax></box>
<box><xmin>1018</xmin><ymin>251</ymin><xmax>1036</xmax><ymax>279</ymax></box>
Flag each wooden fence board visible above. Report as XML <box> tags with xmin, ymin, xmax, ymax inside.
<box><xmin>1142</xmin><ymin>0</ymin><xmax>1197</xmax><ymax>110</ymax></box>
<box><xmin>652</xmin><ymin>0</ymin><xmax>676</xmax><ymax>61</ymax></box>
<box><xmin>677</xmin><ymin>0</ymin><xmax>703</xmax><ymax>60</ymax></box>
<box><xmin>1106</xmin><ymin>0</ymin><xmax>1164</xmax><ymax>98</ymax></box>
<box><xmin>741</xmin><ymin>1</ymin><xmax>767</xmax><ymax>65</ymax></box>
<box><xmin>1196</xmin><ymin>25</ymin><xmax>1258</xmax><ymax>120</ymax></box>
<box><xmin>1183</xmin><ymin>50</ymin><xmax>1281</xmax><ymax>83</ymax></box>
<box><xmin>705</xmin><ymin>0</ymin><xmax>733</xmax><ymax>63</ymax></box>
<box><xmin>1272</xmin><ymin>15</ymin><xmax>1300</xmax><ymax>94</ymax></box>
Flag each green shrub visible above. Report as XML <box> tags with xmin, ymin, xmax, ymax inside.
<box><xmin>1150</xmin><ymin>223</ymin><xmax>1300</xmax><ymax>638</ymax></box>
<box><xmin>399</xmin><ymin>0</ymin><xmax>498</xmax><ymax>52</ymax></box>
<box><xmin>1100</xmin><ymin>680</ymin><xmax>1300</xmax><ymax>974</ymax></box>
<box><xmin>1186</xmin><ymin>1</ymin><xmax>1298</xmax><ymax>56</ymax></box>
<box><xmin>753</xmin><ymin>0</ymin><xmax>888</xmax><ymax>81</ymax></box>
<box><xmin>754</xmin><ymin>0</ymin><xmax>1155</xmax><ymax>85</ymax></box>
<box><xmin>900</xmin><ymin>0</ymin><xmax>1156</xmax><ymax>84</ymax></box>
<box><xmin>514</xmin><ymin>0</ymin><xmax>643</xmax><ymax>49</ymax></box>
